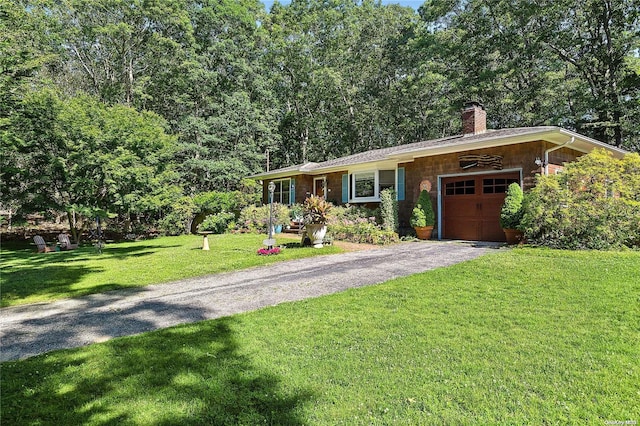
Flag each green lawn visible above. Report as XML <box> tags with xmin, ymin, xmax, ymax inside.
<box><xmin>2</xmin><ymin>248</ymin><xmax>638</xmax><ymax>424</ymax></box>
<box><xmin>0</xmin><ymin>234</ymin><xmax>342</xmax><ymax>307</ymax></box>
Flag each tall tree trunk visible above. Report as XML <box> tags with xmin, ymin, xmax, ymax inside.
<box><xmin>66</xmin><ymin>210</ymin><xmax>80</xmax><ymax>244</ymax></box>
<box><xmin>301</xmin><ymin>127</ymin><xmax>309</xmax><ymax>163</ymax></box>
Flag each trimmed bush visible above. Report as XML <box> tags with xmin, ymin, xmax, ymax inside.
<box><xmin>380</xmin><ymin>188</ymin><xmax>399</xmax><ymax>232</ymax></box>
<box><xmin>416</xmin><ymin>190</ymin><xmax>435</xmax><ymax>226</ymax></box>
<box><xmin>331</xmin><ymin>205</ymin><xmax>379</xmax><ymax>223</ymax></box>
<box><xmin>410</xmin><ymin>206</ymin><xmax>427</xmax><ymax>228</ymax></box>
<box><xmin>500</xmin><ymin>183</ymin><xmax>524</xmax><ymax>229</ymax></box>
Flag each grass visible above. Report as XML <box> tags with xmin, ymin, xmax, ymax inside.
<box><xmin>0</xmin><ymin>234</ymin><xmax>342</xmax><ymax>307</ymax></box>
<box><xmin>2</xmin><ymin>248</ymin><xmax>638</xmax><ymax>424</ymax></box>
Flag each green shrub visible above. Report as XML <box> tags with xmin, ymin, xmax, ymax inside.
<box><xmin>417</xmin><ymin>190</ymin><xmax>435</xmax><ymax>226</ymax></box>
<box><xmin>193</xmin><ymin>191</ymin><xmax>237</xmax><ymax>215</ymax></box>
<box><xmin>238</xmin><ymin>205</ymin><xmax>267</xmax><ymax>232</ymax></box>
<box><xmin>330</xmin><ymin>204</ymin><xmax>379</xmax><ymax>223</ymax></box>
<box><xmin>273</xmin><ymin>203</ymin><xmax>292</xmax><ymax>227</ymax></box>
<box><xmin>238</xmin><ymin>203</ymin><xmax>291</xmax><ymax>233</ymax></box>
<box><xmin>197</xmin><ymin>212</ymin><xmax>235</xmax><ymax>234</ymax></box>
<box><xmin>193</xmin><ymin>180</ymin><xmax>261</xmax><ymax>215</ymax></box>
<box><xmin>158</xmin><ymin>197</ymin><xmax>196</xmax><ymax>236</ymax></box>
<box><xmin>500</xmin><ymin>183</ymin><xmax>524</xmax><ymax>229</ymax></box>
<box><xmin>329</xmin><ymin>220</ymin><xmax>399</xmax><ymax>245</ymax></box>
<box><xmin>289</xmin><ymin>203</ymin><xmax>304</xmax><ymax>220</ymax></box>
<box><xmin>380</xmin><ymin>188</ymin><xmax>398</xmax><ymax>232</ymax></box>
<box><xmin>410</xmin><ymin>206</ymin><xmax>427</xmax><ymax>227</ymax></box>
<box><xmin>521</xmin><ymin>149</ymin><xmax>640</xmax><ymax>249</ymax></box>
<box><xmin>327</xmin><ymin>205</ymin><xmax>398</xmax><ymax>245</ymax></box>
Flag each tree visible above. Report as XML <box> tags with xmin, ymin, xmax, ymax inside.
<box><xmin>0</xmin><ymin>1</ymin><xmax>61</xmax><ymax>222</ymax></box>
<box><xmin>171</xmin><ymin>0</ymin><xmax>280</xmax><ymax>192</ymax></box>
<box><xmin>2</xmin><ymin>90</ymin><xmax>180</xmax><ymax>240</ymax></box>
<box><xmin>414</xmin><ymin>0</ymin><xmax>640</xmax><ymax>150</ymax></box>
<box><xmin>266</xmin><ymin>0</ymin><xmax>423</xmax><ymax>167</ymax></box>
<box><xmin>1</xmin><ymin>89</ymin><xmax>64</xmax><ymax>223</ymax></box>
<box><xmin>533</xmin><ymin>0</ymin><xmax>640</xmax><ymax>148</ymax></box>
<box><xmin>50</xmin><ymin>0</ymin><xmax>193</xmax><ymax>107</ymax></box>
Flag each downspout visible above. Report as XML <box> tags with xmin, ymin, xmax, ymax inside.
<box><xmin>544</xmin><ymin>137</ymin><xmax>574</xmax><ymax>175</ymax></box>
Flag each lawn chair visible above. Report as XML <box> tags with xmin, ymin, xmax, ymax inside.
<box><xmin>33</xmin><ymin>235</ymin><xmax>56</xmax><ymax>253</ymax></box>
<box><xmin>58</xmin><ymin>233</ymin><xmax>79</xmax><ymax>250</ymax></box>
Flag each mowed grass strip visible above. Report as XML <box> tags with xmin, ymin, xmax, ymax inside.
<box><xmin>0</xmin><ymin>234</ymin><xmax>342</xmax><ymax>307</ymax></box>
<box><xmin>2</xmin><ymin>249</ymin><xmax>638</xmax><ymax>424</ymax></box>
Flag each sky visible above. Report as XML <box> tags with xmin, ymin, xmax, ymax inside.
<box><xmin>261</xmin><ymin>0</ymin><xmax>423</xmax><ymax>11</ymax></box>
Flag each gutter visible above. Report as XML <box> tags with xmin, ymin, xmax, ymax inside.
<box><xmin>543</xmin><ymin>137</ymin><xmax>574</xmax><ymax>175</ymax></box>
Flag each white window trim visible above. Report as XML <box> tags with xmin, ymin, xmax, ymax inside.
<box><xmin>349</xmin><ymin>169</ymin><xmax>396</xmax><ymax>203</ymax></box>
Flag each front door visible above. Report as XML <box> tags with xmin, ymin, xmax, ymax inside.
<box><xmin>314</xmin><ymin>178</ymin><xmax>326</xmax><ymax>198</ymax></box>
<box><xmin>441</xmin><ymin>172</ymin><xmax>520</xmax><ymax>241</ymax></box>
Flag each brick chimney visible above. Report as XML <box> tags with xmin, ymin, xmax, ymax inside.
<box><xmin>462</xmin><ymin>101</ymin><xmax>487</xmax><ymax>136</ymax></box>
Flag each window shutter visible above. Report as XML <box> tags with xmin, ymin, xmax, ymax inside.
<box><xmin>397</xmin><ymin>167</ymin><xmax>405</xmax><ymax>201</ymax></box>
<box><xmin>289</xmin><ymin>178</ymin><xmax>295</xmax><ymax>205</ymax></box>
<box><xmin>342</xmin><ymin>174</ymin><xmax>349</xmax><ymax>203</ymax></box>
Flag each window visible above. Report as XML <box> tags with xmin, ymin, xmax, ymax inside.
<box><xmin>271</xmin><ymin>178</ymin><xmax>291</xmax><ymax>204</ymax></box>
<box><xmin>445</xmin><ymin>179</ymin><xmax>475</xmax><ymax>195</ymax></box>
<box><xmin>349</xmin><ymin>169</ymin><xmax>396</xmax><ymax>201</ymax></box>
<box><xmin>354</xmin><ymin>172</ymin><xmax>375</xmax><ymax>198</ymax></box>
<box><xmin>379</xmin><ymin>170</ymin><xmax>395</xmax><ymax>191</ymax></box>
<box><xmin>482</xmin><ymin>178</ymin><xmax>518</xmax><ymax>194</ymax></box>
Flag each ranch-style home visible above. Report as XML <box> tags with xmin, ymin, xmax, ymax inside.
<box><xmin>252</xmin><ymin>102</ymin><xmax>627</xmax><ymax>242</ymax></box>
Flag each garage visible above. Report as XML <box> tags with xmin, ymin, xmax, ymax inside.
<box><xmin>441</xmin><ymin>172</ymin><xmax>520</xmax><ymax>241</ymax></box>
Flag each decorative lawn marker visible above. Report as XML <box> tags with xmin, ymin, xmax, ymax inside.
<box><xmin>263</xmin><ymin>181</ymin><xmax>277</xmax><ymax>249</ymax></box>
<box><xmin>200</xmin><ymin>231</ymin><xmax>213</xmax><ymax>250</ymax></box>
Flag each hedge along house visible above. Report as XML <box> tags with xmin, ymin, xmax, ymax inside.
<box><xmin>252</xmin><ymin>102</ymin><xmax>627</xmax><ymax>242</ymax></box>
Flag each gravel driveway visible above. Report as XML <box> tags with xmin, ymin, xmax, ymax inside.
<box><xmin>0</xmin><ymin>241</ymin><xmax>497</xmax><ymax>361</ymax></box>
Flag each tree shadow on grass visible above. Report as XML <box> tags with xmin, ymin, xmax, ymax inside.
<box><xmin>0</xmin><ymin>243</ymin><xmax>181</xmax><ymax>263</ymax></box>
<box><xmin>0</xmin><ymin>264</ymin><xmax>105</xmax><ymax>307</ymax></box>
<box><xmin>97</xmin><ymin>244</ymin><xmax>181</xmax><ymax>260</ymax></box>
<box><xmin>281</xmin><ymin>241</ymin><xmax>304</xmax><ymax>248</ymax></box>
<box><xmin>1</xmin><ymin>317</ymin><xmax>312</xmax><ymax>425</ymax></box>
<box><xmin>0</xmin><ymin>243</ymin><xmax>183</xmax><ymax>306</ymax></box>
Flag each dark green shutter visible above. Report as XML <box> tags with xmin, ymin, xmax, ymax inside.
<box><xmin>397</xmin><ymin>167</ymin><xmax>405</xmax><ymax>201</ymax></box>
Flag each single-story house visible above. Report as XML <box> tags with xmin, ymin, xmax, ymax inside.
<box><xmin>252</xmin><ymin>102</ymin><xmax>627</xmax><ymax>242</ymax></box>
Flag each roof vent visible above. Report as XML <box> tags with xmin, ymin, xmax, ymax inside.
<box><xmin>462</xmin><ymin>101</ymin><xmax>487</xmax><ymax>136</ymax></box>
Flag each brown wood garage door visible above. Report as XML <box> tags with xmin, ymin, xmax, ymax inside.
<box><xmin>442</xmin><ymin>172</ymin><xmax>520</xmax><ymax>241</ymax></box>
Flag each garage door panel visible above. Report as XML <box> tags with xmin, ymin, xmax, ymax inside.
<box><xmin>448</xmin><ymin>219</ymin><xmax>481</xmax><ymax>241</ymax></box>
<box><xmin>442</xmin><ymin>172</ymin><xmax>520</xmax><ymax>241</ymax></box>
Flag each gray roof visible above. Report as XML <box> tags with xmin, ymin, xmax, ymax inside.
<box><xmin>252</xmin><ymin>126</ymin><xmax>625</xmax><ymax>178</ymax></box>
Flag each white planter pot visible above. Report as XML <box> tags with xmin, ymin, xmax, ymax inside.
<box><xmin>305</xmin><ymin>224</ymin><xmax>327</xmax><ymax>248</ymax></box>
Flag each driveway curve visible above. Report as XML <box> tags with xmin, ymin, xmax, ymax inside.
<box><xmin>1</xmin><ymin>241</ymin><xmax>497</xmax><ymax>361</ymax></box>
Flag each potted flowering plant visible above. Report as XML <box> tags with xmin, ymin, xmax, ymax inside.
<box><xmin>302</xmin><ymin>195</ymin><xmax>333</xmax><ymax>248</ymax></box>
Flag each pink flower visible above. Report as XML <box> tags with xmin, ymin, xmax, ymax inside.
<box><xmin>257</xmin><ymin>247</ymin><xmax>281</xmax><ymax>256</ymax></box>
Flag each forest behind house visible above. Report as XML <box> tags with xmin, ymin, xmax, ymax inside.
<box><xmin>2</xmin><ymin>0</ymin><xmax>638</xmax><ymax>234</ymax></box>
